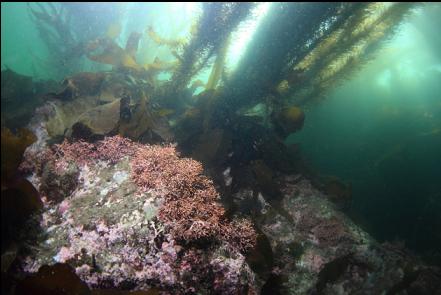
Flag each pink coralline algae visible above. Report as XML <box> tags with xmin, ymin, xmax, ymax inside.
<box><xmin>22</xmin><ymin>135</ymin><xmax>137</xmax><ymax>176</ymax></box>
<box><xmin>130</xmin><ymin>143</ymin><xmax>257</xmax><ymax>252</ymax></box>
<box><xmin>54</xmin><ymin>246</ymin><xmax>75</xmax><ymax>263</ymax></box>
<box><xmin>54</xmin><ymin>135</ymin><xmax>137</xmax><ymax>165</ymax></box>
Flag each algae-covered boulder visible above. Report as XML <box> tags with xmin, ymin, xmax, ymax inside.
<box><xmin>71</xmin><ymin>99</ymin><xmax>121</xmax><ymax>139</ymax></box>
<box><xmin>18</xmin><ymin>136</ymin><xmax>258</xmax><ymax>293</ymax></box>
<box><xmin>239</xmin><ymin>174</ymin><xmax>441</xmax><ymax>294</ymax></box>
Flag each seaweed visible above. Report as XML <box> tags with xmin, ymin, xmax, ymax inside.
<box><xmin>146</xmin><ymin>25</ymin><xmax>185</xmax><ymax>49</ymax></box>
<box><xmin>217</xmin><ymin>3</ymin><xmax>346</xmax><ymax>114</ymax></box>
<box><xmin>286</xmin><ymin>3</ymin><xmax>418</xmax><ymax>105</ymax></box>
<box><xmin>27</xmin><ymin>3</ymin><xmax>81</xmax><ymax>78</ymax></box>
<box><xmin>1</xmin><ymin>69</ymin><xmax>38</xmax><ymax>129</ymax></box>
<box><xmin>1</xmin><ymin>127</ymin><xmax>36</xmax><ymax>183</ymax></box>
<box><xmin>124</xmin><ymin>32</ymin><xmax>142</xmax><ymax>60</ymax></box>
<box><xmin>28</xmin><ymin>3</ymin><xmax>120</xmax><ymax>78</ymax></box>
<box><xmin>166</xmin><ymin>3</ymin><xmax>253</xmax><ymax>94</ymax></box>
<box><xmin>15</xmin><ymin>263</ymin><xmax>90</xmax><ymax>295</ymax></box>
<box><xmin>1</xmin><ymin>127</ymin><xmax>41</xmax><ymax>252</ymax></box>
<box><xmin>87</xmin><ymin>37</ymin><xmax>142</xmax><ymax>71</ymax></box>
<box><xmin>205</xmin><ymin>36</ymin><xmax>230</xmax><ymax>91</ymax></box>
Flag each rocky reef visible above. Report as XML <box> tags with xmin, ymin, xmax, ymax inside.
<box><xmin>5</xmin><ymin>130</ymin><xmax>438</xmax><ymax>294</ymax></box>
<box><xmin>14</xmin><ymin>135</ymin><xmax>257</xmax><ymax>294</ymax></box>
<box><xmin>239</xmin><ymin>175</ymin><xmax>441</xmax><ymax>294</ymax></box>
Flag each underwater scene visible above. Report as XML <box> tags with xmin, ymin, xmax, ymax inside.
<box><xmin>1</xmin><ymin>2</ymin><xmax>441</xmax><ymax>294</ymax></box>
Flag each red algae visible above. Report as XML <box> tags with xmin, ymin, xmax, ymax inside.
<box><xmin>19</xmin><ymin>136</ymin><xmax>257</xmax><ymax>293</ymax></box>
<box><xmin>130</xmin><ymin>142</ymin><xmax>256</xmax><ymax>252</ymax></box>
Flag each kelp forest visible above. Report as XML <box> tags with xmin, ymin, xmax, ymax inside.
<box><xmin>2</xmin><ymin>3</ymin><xmax>441</xmax><ymax>294</ymax></box>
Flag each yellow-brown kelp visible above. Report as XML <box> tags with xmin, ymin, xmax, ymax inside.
<box><xmin>87</xmin><ymin>31</ymin><xmax>180</xmax><ymax>77</ymax></box>
<box><xmin>125</xmin><ymin>32</ymin><xmax>143</xmax><ymax>60</ymax></box>
<box><xmin>167</xmin><ymin>3</ymin><xmax>253</xmax><ymax>95</ymax></box>
<box><xmin>87</xmin><ymin>37</ymin><xmax>142</xmax><ymax>71</ymax></box>
<box><xmin>214</xmin><ymin>3</ymin><xmax>349</xmax><ymax>124</ymax></box>
<box><xmin>272</xmin><ymin>106</ymin><xmax>305</xmax><ymax>138</ymax></box>
<box><xmin>28</xmin><ymin>2</ymin><xmax>78</xmax><ymax>78</ymax></box>
<box><xmin>205</xmin><ymin>36</ymin><xmax>231</xmax><ymax>91</ymax></box>
<box><xmin>207</xmin><ymin>3</ymin><xmax>416</xmax><ymax>139</ymax></box>
<box><xmin>283</xmin><ymin>3</ymin><xmax>417</xmax><ymax>105</ymax></box>
<box><xmin>143</xmin><ymin>57</ymin><xmax>179</xmax><ymax>73</ymax></box>
<box><xmin>117</xmin><ymin>91</ymin><xmax>173</xmax><ymax>142</ymax></box>
<box><xmin>147</xmin><ymin>25</ymin><xmax>186</xmax><ymax>48</ymax></box>
<box><xmin>48</xmin><ymin>72</ymin><xmax>106</xmax><ymax>100</ymax></box>
<box><xmin>106</xmin><ymin>22</ymin><xmax>122</xmax><ymax>40</ymax></box>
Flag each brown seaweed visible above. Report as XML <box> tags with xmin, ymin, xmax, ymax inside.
<box><xmin>1</xmin><ymin>127</ymin><xmax>36</xmax><ymax>184</ymax></box>
<box><xmin>48</xmin><ymin>72</ymin><xmax>106</xmax><ymax>101</ymax></box>
<box><xmin>87</xmin><ymin>38</ymin><xmax>142</xmax><ymax>71</ymax></box>
<box><xmin>15</xmin><ymin>263</ymin><xmax>90</xmax><ymax>295</ymax></box>
<box><xmin>147</xmin><ymin>25</ymin><xmax>185</xmax><ymax>48</ymax></box>
<box><xmin>125</xmin><ymin>32</ymin><xmax>142</xmax><ymax>59</ymax></box>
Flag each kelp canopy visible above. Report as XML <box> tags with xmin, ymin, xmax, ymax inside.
<box><xmin>22</xmin><ymin>3</ymin><xmax>417</xmax><ymax>113</ymax></box>
<box><xmin>2</xmin><ymin>2</ymin><xmax>418</xmax><ymax>169</ymax></box>
<box><xmin>2</xmin><ymin>2</ymin><xmax>417</xmax><ymax>173</ymax></box>
<box><xmin>211</xmin><ymin>3</ymin><xmax>417</xmax><ymax>124</ymax></box>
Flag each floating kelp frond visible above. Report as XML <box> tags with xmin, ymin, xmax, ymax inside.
<box><xmin>189</xmin><ymin>79</ymin><xmax>206</xmax><ymax>94</ymax></box>
<box><xmin>45</xmin><ymin>97</ymin><xmax>100</xmax><ymax>138</ymax></box>
<box><xmin>27</xmin><ymin>3</ymin><xmax>75</xmax><ymax>45</ymax></box>
<box><xmin>72</xmin><ymin>98</ymin><xmax>122</xmax><ymax>139</ymax></box>
<box><xmin>27</xmin><ymin>3</ymin><xmax>77</xmax><ymax>78</ymax></box>
<box><xmin>272</xmin><ymin>106</ymin><xmax>305</xmax><ymax>138</ymax></box>
<box><xmin>292</xmin><ymin>3</ymin><xmax>372</xmax><ymax>73</ymax></box>
<box><xmin>106</xmin><ymin>22</ymin><xmax>122</xmax><ymax>39</ymax></box>
<box><xmin>206</xmin><ymin>36</ymin><xmax>231</xmax><ymax>91</ymax></box>
<box><xmin>88</xmin><ymin>31</ymin><xmax>178</xmax><ymax>74</ymax></box>
<box><xmin>143</xmin><ymin>57</ymin><xmax>179</xmax><ymax>72</ymax></box>
<box><xmin>125</xmin><ymin>32</ymin><xmax>142</xmax><ymax>59</ymax></box>
<box><xmin>146</xmin><ymin>25</ymin><xmax>186</xmax><ymax>48</ymax></box>
<box><xmin>87</xmin><ymin>38</ymin><xmax>142</xmax><ymax>71</ymax></box>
